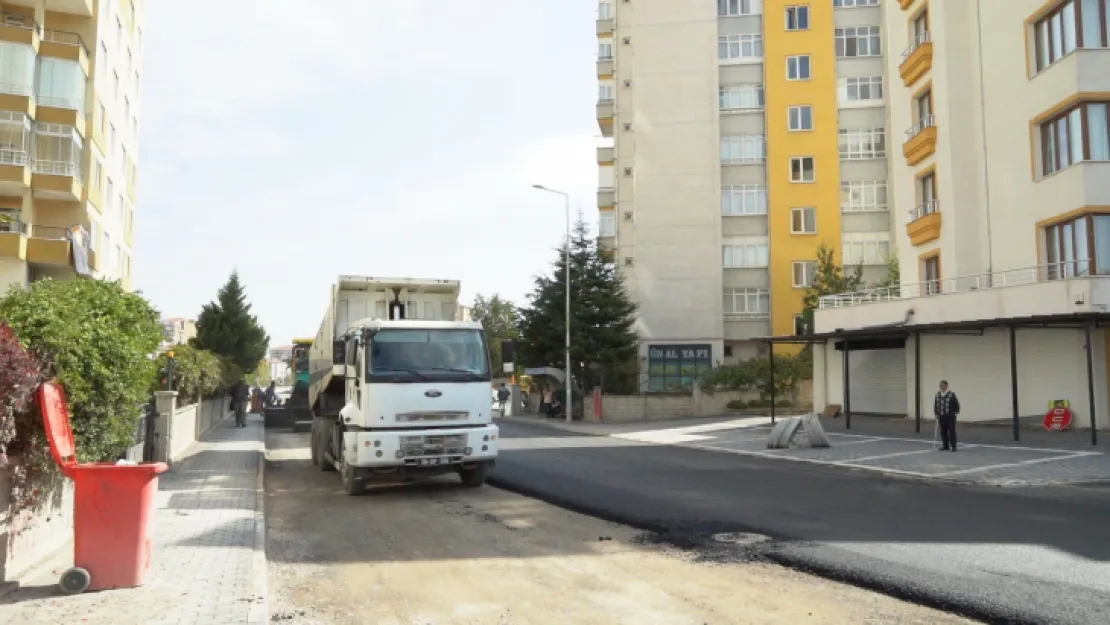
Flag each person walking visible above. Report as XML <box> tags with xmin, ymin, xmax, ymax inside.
<box><xmin>231</xmin><ymin>379</ymin><xmax>250</xmax><ymax>428</ymax></box>
<box><xmin>934</xmin><ymin>379</ymin><xmax>961</xmax><ymax>451</ymax></box>
<box><xmin>496</xmin><ymin>383</ymin><xmax>511</xmax><ymax>416</ymax></box>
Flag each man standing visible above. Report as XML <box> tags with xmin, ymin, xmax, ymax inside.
<box><xmin>496</xmin><ymin>383</ymin><xmax>510</xmax><ymax>416</ymax></box>
<box><xmin>934</xmin><ymin>380</ymin><xmax>961</xmax><ymax>451</ymax></box>
<box><xmin>232</xmin><ymin>379</ymin><xmax>250</xmax><ymax>428</ymax></box>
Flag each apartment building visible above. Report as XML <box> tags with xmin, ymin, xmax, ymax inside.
<box><xmin>809</xmin><ymin>0</ymin><xmax>1110</xmax><ymax>432</ymax></box>
<box><xmin>595</xmin><ymin>0</ymin><xmax>891</xmax><ymax>390</ymax></box>
<box><xmin>0</xmin><ymin>0</ymin><xmax>143</xmax><ymax>293</ymax></box>
<box><xmin>160</xmin><ymin>316</ymin><xmax>196</xmax><ymax>352</ymax></box>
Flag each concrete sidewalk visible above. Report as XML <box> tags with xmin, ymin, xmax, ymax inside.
<box><xmin>0</xmin><ymin>415</ymin><xmax>267</xmax><ymax>625</ymax></box>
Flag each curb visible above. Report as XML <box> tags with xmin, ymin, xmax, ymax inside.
<box><xmin>246</xmin><ymin>430</ymin><xmax>269</xmax><ymax>624</ymax></box>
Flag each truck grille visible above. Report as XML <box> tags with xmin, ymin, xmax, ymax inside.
<box><xmin>396</xmin><ymin>411</ymin><xmax>468</xmax><ymax>423</ymax></box>
<box><xmin>399</xmin><ymin>434</ymin><xmax>467</xmax><ymax>457</ymax></box>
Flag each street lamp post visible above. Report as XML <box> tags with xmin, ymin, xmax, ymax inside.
<box><xmin>532</xmin><ymin>184</ymin><xmax>573</xmax><ymax>423</ymax></box>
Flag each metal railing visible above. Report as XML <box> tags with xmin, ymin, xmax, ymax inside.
<box><xmin>818</xmin><ymin>261</ymin><xmax>1097</xmax><ymax>309</ymax></box>
<box><xmin>43</xmin><ymin>29</ymin><xmax>87</xmax><ymax>54</ymax></box>
<box><xmin>905</xmin><ymin>114</ymin><xmax>936</xmax><ymax>142</ymax></box>
<box><xmin>0</xmin><ymin>148</ymin><xmax>28</xmax><ymax>166</ymax></box>
<box><xmin>0</xmin><ymin>213</ymin><xmax>29</xmax><ymax>236</ymax></box>
<box><xmin>901</xmin><ymin>30</ymin><xmax>931</xmax><ymax>62</ymax></box>
<box><xmin>1</xmin><ymin>12</ymin><xmax>42</xmax><ymax>37</ymax></box>
<box><xmin>33</xmin><ymin>159</ymin><xmax>79</xmax><ymax>177</ymax></box>
<box><xmin>30</xmin><ymin>224</ymin><xmax>71</xmax><ymax>240</ymax></box>
<box><xmin>908</xmin><ymin>199</ymin><xmax>938</xmax><ymax>222</ymax></box>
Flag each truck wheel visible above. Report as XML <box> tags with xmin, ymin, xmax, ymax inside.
<box><xmin>318</xmin><ymin>431</ymin><xmax>336</xmax><ymax>472</ymax></box>
<box><xmin>340</xmin><ymin>461</ymin><xmax>363</xmax><ymax>496</ymax></box>
<box><xmin>458</xmin><ymin>463</ymin><xmax>489</xmax><ymax>488</ymax></box>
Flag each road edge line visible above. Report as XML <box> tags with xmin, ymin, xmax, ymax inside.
<box><xmin>246</xmin><ymin>429</ymin><xmax>269</xmax><ymax>624</ymax></box>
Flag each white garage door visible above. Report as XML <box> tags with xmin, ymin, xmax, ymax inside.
<box><xmin>849</xmin><ymin>348</ymin><xmax>907</xmax><ymax>415</ymax></box>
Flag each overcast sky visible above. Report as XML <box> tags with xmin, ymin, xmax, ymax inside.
<box><xmin>134</xmin><ymin>0</ymin><xmax>600</xmax><ymax>344</ymax></box>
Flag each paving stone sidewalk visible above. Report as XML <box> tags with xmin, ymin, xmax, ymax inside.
<box><xmin>0</xmin><ymin>415</ymin><xmax>267</xmax><ymax>625</ymax></box>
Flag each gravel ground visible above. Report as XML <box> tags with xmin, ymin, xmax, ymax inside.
<box><xmin>265</xmin><ymin>431</ymin><xmax>976</xmax><ymax>625</ymax></box>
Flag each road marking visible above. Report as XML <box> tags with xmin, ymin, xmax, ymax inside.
<box><xmin>679</xmin><ymin>442</ymin><xmax>939</xmax><ymax>479</ymax></box>
<box><xmin>934</xmin><ymin>452</ymin><xmax>1097</xmax><ymax>477</ymax></box>
<box><xmin>838</xmin><ymin>449</ymin><xmax>939</xmax><ymax>463</ymax></box>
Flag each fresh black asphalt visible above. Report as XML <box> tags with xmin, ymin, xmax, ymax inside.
<box><xmin>488</xmin><ymin>420</ymin><xmax>1110</xmax><ymax>625</ymax></box>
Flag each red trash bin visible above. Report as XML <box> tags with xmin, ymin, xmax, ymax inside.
<box><xmin>37</xmin><ymin>381</ymin><xmax>169</xmax><ymax>594</ymax></box>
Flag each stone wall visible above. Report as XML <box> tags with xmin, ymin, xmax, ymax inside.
<box><xmin>155</xmin><ymin>393</ymin><xmax>231</xmax><ymax>464</ymax></box>
<box><xmin>0</xmin><ymin>462</ymin><xmax>74</xmax><ymax>585</ymax></box>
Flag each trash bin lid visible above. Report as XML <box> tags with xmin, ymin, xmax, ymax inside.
<box><xmin>37</xmin><ymin>381</ymin><xmax>77</xmax><ymax>468</ymax></box>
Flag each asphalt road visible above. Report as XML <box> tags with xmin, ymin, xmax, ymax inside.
<box><xmin>489</xmin><ymin>420</ymin><xmax>1110</xmax><ymax>625</ymax></box>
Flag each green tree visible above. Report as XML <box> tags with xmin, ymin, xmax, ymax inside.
<box><xmin>0</xmin><ymin>278</ymin><xmax>163</xmax><ymax>462</ymax></box>
<box><xmin>799</xmin><ymin>243</ymin><xmax>863</xmax><ymax>334</ymax></box>
<box><xmin>875</xmin><ymin>253</ymin><xmax>901</xmax><ymax>294</ymax></box>
<box><xmin>471</xmin><ymin>294</ymin><xmax>520</xmax><ymax>374</ymax></box>
<box><xmin>152</xmin><ymin>344</ymin><xmax>223</xmax><ymax>406</ymax></box>
<box><xmin>191</xmin><ymin>271</ymin><xmax>270</xmax><ymax>375</ymax></box>
<box><xmin>517</xmin><ymin>214</ymin><xmax>638</xmax><ymax>391</ymax></box>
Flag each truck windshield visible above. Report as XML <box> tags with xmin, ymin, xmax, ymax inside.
<box><xmin>367</xmin><ymin>328</ymin><xmax>490</xmax><ymax>382</ymax></box>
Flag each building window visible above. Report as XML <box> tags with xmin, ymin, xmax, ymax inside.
<box><xmin>834</xmin><ymin>0</ymin><xmax>879</xmax><ymax>6</ymax></box>
<box><xmin>0</xmin><ymin>112</ymin><xmax>32</xmax><ymax>166</ymax></box>
<box><xmin>1040</xmin><ymin>101</ymin><xmax>1110</xmax><ymax>175</ymax></box>
<box><xmin>912</xmin><ymin>172</ymin><xmax>938</xmax><ymax>220</ymax></box>
<box><xmin>791</xmin><ymin>207</ymin><xmax>817</xmax><ymax>234</ymax></box>
<box><xmin>599</xmin><ymin>42</ymin><xmax>613</xmax><ymax>59</ymax></box>
<box><xmin>647</xmin><ymin>344</ymin><xmax>712</xmax><ymax>392</ymax></box>
<box><xmin>842</xmin><ymin>234</ymin><xmax>891</xmax><ymax>266</ymax></box>
<box><xmin>841</xmin><ymin>180</ymin><xmax>887</xmax><ymax>212</ymax></box>
<box><xmin>723</xmin><ymin>239</ymin><xmax>770</xmax><ymax>268</ymax></box>
<box><xmin>1041</xmin><ymin>214</ymin><xmax>1110</xmax><ymax>278</ymax></box>
<box><xmin>839</xmin><ymin>128</ymin><xmax>886</xmax><ymax>159</ymax></box>
<box><xmin>92</xmin><ymin>158</ymin><xmax>102</xmax><ymax>190</ymax></box>
<box><xmin>719</xmin><ymin>84</ymin><xmax>764</xmax><ymax>111</ymax></box>
<box><xmin>839</xmin><ymin>76</ymin><xmax>883</xmax><ymax>104</ymax></box>
<box><xmin>33</xmin><ymin>123</ymin><xmax>84</xmax><ymax>181</ymax></box>
<box><xmin>792</xmin><ymin>261</ymin><xmax>818</xmax><ymax>288</ymax></box>
<box><xmin>599</xmin><ymin>84</ymin><xmax>614</xmax><ymax>101</ymax></box>
<box><xmin>0</xmin><ymin>43</ymin><xmax>33</xmax><ymax>97</ymax></box>
<box><xmin>788</xmin><ymin>105</ymin><xmax>813</xmax><ymax>131</ymax></box>
<box><xmin>923</xmin><ymin>256</ymin><xmax>941</xmax><ymax>294</ymax></box>
<box><xmin>793</xmin><ymin>315</ymin><xmax>808</xmax><ymax>336</ymax></box>
<box><xmin>98</xmin><ymin>42</ymin><xmax>107</xmax><ymax>80</ymax></box>
<box><xmin>835</xmin><ymin>26</ymin><xmax>881</xmax><ymax>57</ymax></box>
<box><xmin>721</xmin><ymin>184</ymin><xmax>768</xmax><ymax>216</ymax></box>
<box><xmin>724</xmin><ymin>288</ymin><xmax>770</xmax><ymax>315</ymax></box>
<box><xmin>1034</xmin><ymin>0</ymin><xmax>1110</xmax><ymax>72</ymax></box>
<box><xmin>718</xmin><ymin>0</ymin><xmax>764</xmax><ymax>16</ymax></box>
<box><xmin>719</xmin><ymin>34</ymin><xmax>764</xmax><ymax>60</ymax></box>
<box><xmin>599</xmin><ymin>1</ymin><xmax>613</xmax><ymax>20</ymax></box>
<box><xmin>599</xmin><ymin>211</ymin><xmax>616</xmax><ymax>236</ymax></box>
<box><xmin>785</xmin><ymin>5</ymin><xmax>810</xmax><ymax>30</ymax></box>
<box><xmin>787</xmin><ymin>55</ymin><xmax>811</xmax><ymax>79</ymax></box>
<box><xmin>790</xmin><ymin>156</ymin><xmax>815</xmax><ymax>182</ymax></box>
<box><xmin>37</xmin><ymin>58</ymin><xmax>86</xmax><ymax>110</ymax></box>
<box><xmin>721</xmin><ymin>134</ymin><xmax>767</xmax><ymax>164</ymax></box>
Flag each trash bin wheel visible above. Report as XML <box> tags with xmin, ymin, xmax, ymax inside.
<box><xmin>59</xmin><ymin>567</ymin><xmax>91</xmax><ymax>594</ymax></box>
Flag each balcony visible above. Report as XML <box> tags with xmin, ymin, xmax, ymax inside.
<box><xmin>598</xmin><ymin>187</ymin><xmax>615</xmax><ymax>208</ymax></box>
<box><xmin>3</xmin><ymin>0</ymin><xmax>93</xmax><ymax>17</ymax></box>
<box><xmin>0</xmin><ymin>112</ymin><xmax>32</xmax><ymax>192</ymax></box>
<box><xmin>596</xmin><ymin>98</ymin><xmax>614</xmax><ymax>137</ymax></box>
<box><xmin>32</xmin><ymin>160</ymin><xmax>83</xmax><ymax>201</ymax></box>
<box><xmin>906</xmin><ymin>200</ymin><xmax>941</xmax><ymax>246</ymax></box>
<box><xmin>0</xmin><ymin>11</ymin><xmax>41</xmax><ymax>47</ymax></box>
<box><xmin>899</xmin><ymin>32</ymin><xmax>932</xmax><ymax>87</ymax></box>
<box><xmin>0</xmin><ymin>214</ymin><xmax>29</xmax><ymax>259</ymax></box>
<box><xmin>815</xmin><ymin>261</ymin><xmax>1110</xmax><ymax>333</ymax></box>
<box><xmin>597</xmin><ymin>55</ymin><xmax>614</xmax><ymax>78</ymax></box>
<box><xmin>597</xmin><ymin>18</ymin><xmax>614</xmax><ymax>36</ymax></box>
<box><xmin>597</xmin><ymin>146</ymin><xmax>614</xmax><ymax>165</ymax></box>
<box><xmin>0</xmin><ymin>217</ymin><xmax>82</xmax><ymax>267</ymax></box>
<box><xmin>40</xmin><ymin>29</ymin><xmax>89</xmax><ymax>72</ymax></box>
<box><xmin>903</xmin><ymin>115</ymin><xmax>937</xmax><ymax>165</ymax></box>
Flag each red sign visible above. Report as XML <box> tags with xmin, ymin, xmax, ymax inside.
<box><xmin>1043</xmin><ymin>406</ymin><xmax>1073</xmax><ymax>431</ymax></box>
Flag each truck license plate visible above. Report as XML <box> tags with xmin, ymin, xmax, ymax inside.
<box><xmin>418</xmin><ymin>458</ymin><xmax>444</xmax><ymax>466</ymax></box>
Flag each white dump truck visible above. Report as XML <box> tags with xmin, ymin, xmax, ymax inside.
<box><xmin>307</xmin><ymin>276</ymin><xmax>499</xmax><ymax>495</ymax></box>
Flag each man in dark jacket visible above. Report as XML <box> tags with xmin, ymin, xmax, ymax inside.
<box><xmin>496</xmin><ymin>383</ymin><xmax>510</xmax><ymax>415</ymax></box>
<box><xmin>934</xmin><ymin>380</ymin><xmax>961</xmax><ymax>451</ymax></box>
<box><xmin>232</xmin><ymin>379</ymin><xmax>250</xmax><ymax>428</ymax></box>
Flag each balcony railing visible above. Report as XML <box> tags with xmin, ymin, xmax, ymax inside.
<box><xmin>36</xmin><ymin>94</ymin><xmax>84</xmax><ymax>110</ymax></box>
<box><xmin>0</xmin><ymin>213</ymin><xmax>29</xmax><ymax>235</ymax></box>
<box><xmin>905</xmin><ymin>114</ymin><xmax>935</xmax><ymax>141</ymax></box>
<box><xmin>34</xmin><ymin>159</ymin><xmax>81</xmax><ymax>177</ymax></box>
<box><xmin>901</xmin><ymin>31</ymin><xmax>931</xmax><ymax>62</ymax></box>
<box><xmin>0</xmin><ymin>148</ymin><xmax>28</xmax><ymax>166</ymax></box>
<box><xmin>908</xmin><ymin>199</ymin><xmax>938</xmax><ymax>222</ymax></box>
<box><xmin>1</xmin><ymin>12</ymin><xmax>43</xmax><ymax>37</ymax></box>
<box><xmin>0</xmin><ymin>81</ymin><xmax>32</xmax><ymax>97</ymax></box>
<box><xmin>818</xmin><ymin>261</ymin><xmax>1094</xmax><ymax>309</ymax></box>
<box><xmin>43</xmin><ymin>28</ymin><xmax>88</xmax><ymax>54</ymax></box>
<box><xmin>30</xmin><ymin>224</ymin><xmax>73</xmax><ymax>240</ymax></box>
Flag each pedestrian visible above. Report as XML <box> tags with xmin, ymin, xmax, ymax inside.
<box><xmin>540</xmin><ymin>385</ymin><xmax>554</xmax><ymax>418</ymax></box>
<box><xmin>232</xmin><ymin>378</ymin><xmax>250</xmax><ymax>428</ymax></box>
<box><xmin>934</xmin><ymin>379</ymin><xmax>961</xmax><ymax>451</ymax></box>
<box><xmin>264</xmin><ymin>380</ymin><xmax>277</xmax><ymax>407</ymax></box>
<box><xmin>496</xmin><ymin>383</ymin><xmax>510</xmax><ymax>416</ymax></box>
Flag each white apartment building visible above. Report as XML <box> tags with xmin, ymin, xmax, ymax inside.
<box><xmin>809</xmin><ymin>0</ymin><xmax>1110</xmax><ymax>438</ymax></box>
<box><xmin>596</xmin><ymin>0</ymin><xmax>893</xmax><ymax>391</ymax></box>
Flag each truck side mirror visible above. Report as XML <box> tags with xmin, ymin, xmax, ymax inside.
<box><xmin>333</xmin><ymin>339</ymin><xmax>346</xmax><ymax>365</ymax></box>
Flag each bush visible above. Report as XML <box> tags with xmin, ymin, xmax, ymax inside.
<box><xmin>0</xmin><ymin>278</ymin><xmax>163</xmax><ymax>464</ymax></box>
<box><xmin>0</xmin><ymin>323</ymin><xmax>49</xmax><ymax>463</ymax></box>
<box><xmin>217</xmin><ymin>356</ymin><xmax>244</xmax><ymax>394</ymax></box>
<box><xmin>701</xmin><ymin>350</ymin><xmax>813</xmax><ymax>399</ymax></box>
<box><xmin>725</xmin><ymin>399</ymin><xmax>747</xmax><ymax>410</ymax></box>
<box><xmin>152</xmin><ymin>344</ymin><xmax>223</xmax><ymax>406</ymax></box>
